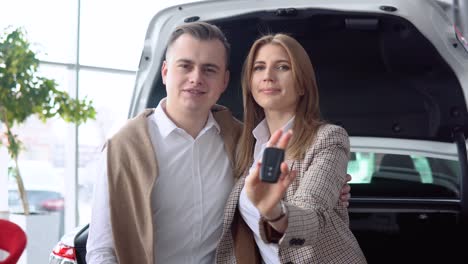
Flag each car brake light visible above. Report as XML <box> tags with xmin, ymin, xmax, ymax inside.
<box><xmin>41</xmin><ymin>198</ymin><xmax>65</xmax><ymax>211</ymax></box>
<box><xmin>52</xmin><ymin>243</ymin><xmax>76</xmax><ymax>260</ymax></box>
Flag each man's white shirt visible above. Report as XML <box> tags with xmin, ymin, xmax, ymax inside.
<box><xmin>86</xmin><ymin>99</ymin><xmax>234</xmax><ymax>264</ymax></box>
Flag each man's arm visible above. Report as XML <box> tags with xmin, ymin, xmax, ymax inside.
<box><xmin>86</xmin><ymin>148</ymin><xmax>118</xmax><ymax>264</ymax></box>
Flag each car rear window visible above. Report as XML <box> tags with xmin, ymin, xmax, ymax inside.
<box><xmin>347</xmin><ymin>152</ymin><xmax>460</xmax><ymax>199</ymax></box>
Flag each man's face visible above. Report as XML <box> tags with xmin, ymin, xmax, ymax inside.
<box><xmin>162</xmin><ymin>34</ymin><xmax>229</xmax><ymax>116</ymax></box>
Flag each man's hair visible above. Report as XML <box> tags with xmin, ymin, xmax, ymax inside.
<box><xmin>165</xmin><ymin>22</ymin><xmax>231</xmax><ymax>67</ymax></box>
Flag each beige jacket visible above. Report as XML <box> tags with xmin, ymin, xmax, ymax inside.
<box><xmin>216</xmin><ymin>124</ymin><xmax>367</xmax><ymax>264</ymax></box>
<box><xmin>105</xmin><ymin>106</ymin><xmax>242</xmax><ymax>264</ymax></box>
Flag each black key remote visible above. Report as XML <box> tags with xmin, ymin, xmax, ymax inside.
<box><xmin>260</xmin><ymin>147</ymin><xmax>285</xmax><ymax>183</ymax></box>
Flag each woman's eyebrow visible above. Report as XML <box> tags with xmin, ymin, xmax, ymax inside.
<box><xmin>275</xmin><ymin>59</ymin><xmax>290</xmax><ymax>64</ymax></box>
<box><xmin>254</xmin><ymin>59</ymin><xmax>290</xmax><ymax>64</ymax></box>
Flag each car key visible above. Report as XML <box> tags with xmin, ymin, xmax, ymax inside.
<box><xmin>260</xmin><ymin>147</ymin><xmax>285</xmax><ymax>183</ymax></box>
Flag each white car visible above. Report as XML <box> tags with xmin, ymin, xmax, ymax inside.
<box><xmin>50</xmin><ymin>0</ymin><xmax>468</xmax><ymax>263</ymax></box>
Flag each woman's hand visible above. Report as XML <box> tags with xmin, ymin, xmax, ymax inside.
<box><xmin>245</xmin><ymin>129</ymin><xmax>297</xmax><ymax>220</ymax></box>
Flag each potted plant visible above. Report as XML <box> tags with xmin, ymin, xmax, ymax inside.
<box><xmin>0</xmin><ymin>26</ymin><xmax>96</xmax><ymax>216</ymax></box>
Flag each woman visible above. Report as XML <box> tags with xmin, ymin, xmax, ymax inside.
<box><xmin>216</xmin><ymin>34</ymin><xmax>367</xmax><ymax>263</ymax></box>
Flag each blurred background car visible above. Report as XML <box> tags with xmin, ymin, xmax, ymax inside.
<box><xmin>9</xmin><ymin>160</ymin><xmax>65</xmax><ymax>238</ymax></box>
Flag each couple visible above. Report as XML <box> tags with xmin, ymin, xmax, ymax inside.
<box><xmin>87</xmin><ymin>22</ymin><xmax>366</xmax><ymax>264</ymax></box>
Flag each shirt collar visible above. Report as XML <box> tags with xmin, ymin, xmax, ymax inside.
<box><xmin>252</xmin><ymin>116</ymin><xmax>295</xmax><ymax>143</ymax></box>
<box><xmin>153</xmin><ymin>98</ymin><xmax>178</xmax><ymax>138</ymax></box>
<box><xmin>204</xmin><ymin>111</ymin><xmax>221</xmax><ymax>135</ymax></box>
<box><xmin>152</xmin><ymin>98</ymin><xmax>221</xmax><ymax>138</ymax></box>
<box><xmin>252</xmin><ymin>119</ymin><xmax>270</xmax><ymax>142</ymax></box>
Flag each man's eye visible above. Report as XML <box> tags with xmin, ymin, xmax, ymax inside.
<box><xmin>179</xmin><ymin>64</ymin><xmax>190</xmax><ymax>69</ymax></box>
<box><xmin>205</xmin><ymin>68</ymin><xmax>217</xmax><ymax>73</ymax></box>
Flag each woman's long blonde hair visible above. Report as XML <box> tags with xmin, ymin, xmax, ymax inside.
<box><xmin>235</xmin><ymin>33</ymin><xmax>323</xmax><ymax>177</ymax></box>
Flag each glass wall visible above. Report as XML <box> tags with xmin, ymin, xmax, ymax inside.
<box><xmin>0</xmin><ymin>0</ymin><xmax>203</xmax><ymax>240</ymax></box>
<box><xmin>0</xmin><ymin>0</ymin><xmax>79</xmax><ymax>243</ymax></box>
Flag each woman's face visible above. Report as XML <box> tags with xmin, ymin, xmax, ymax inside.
<box><xmin>250</xmin><ymin>43</ymin><xmax>300</xmax><ymax>114</ymax></box>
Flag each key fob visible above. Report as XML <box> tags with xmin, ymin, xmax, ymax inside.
<box><xmin>260</xmin><ymin>147</ymin><xmax>285</xmax><ymax>183</ymax></box>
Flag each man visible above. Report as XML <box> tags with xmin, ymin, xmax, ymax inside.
<box><xmin>86</xmin><ymin>22</ymin><xmax>351</xmax><ymax>264</ymax></box>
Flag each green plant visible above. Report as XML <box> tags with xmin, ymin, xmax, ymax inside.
<box><xmin>0</xmin><ymin>27</ymin><xmax>96</xmax><ymax>215</ymax></box>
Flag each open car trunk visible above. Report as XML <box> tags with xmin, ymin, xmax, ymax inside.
<box><xmin>140</xmin><ymin>5</ymin><xmax>468</xmax><ymax>263</ymax></box>
<box><xmin>147</xmin><ymin>9</ymin><xmax>468</xmax><ymax>141</ymax></box>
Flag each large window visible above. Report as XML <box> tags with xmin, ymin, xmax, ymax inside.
<box><xmin>0</xmin><ymin>0</ymin><xmax>205</xmax><ymax>238</ymax></box>
<box><xmin>0</xmin><ymin>0</ymin><xmax>78</xmax><ymax>63</ymax></box>
<box><xmin>77</xmin><ymin>69</ymin><xmax>136</xmax><ymax>223</ymax></box>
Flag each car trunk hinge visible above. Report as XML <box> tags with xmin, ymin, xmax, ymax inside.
<box><xmin>453</xmin><ymin>129</ymin><xmax>468</xmax><ymax>224</ymax></box>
